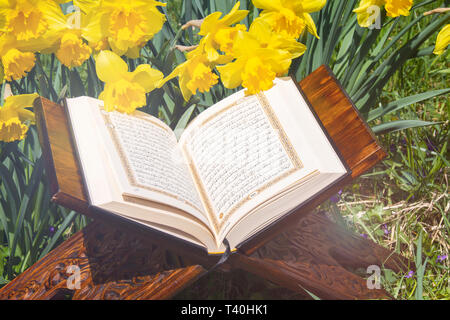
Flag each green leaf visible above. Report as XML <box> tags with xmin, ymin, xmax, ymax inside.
<box><xmin>38</xmin><ymin>211</ymin><xmax>78</xmax><ymax>260</ymax></box>
<box><xmin>415</xmin><ymin>232</ymin><xmax>428</xmax><ymax>300</ymax></box>
<box><xmin>69</xmin><ymin>69</ymin><xmax>86</xmax><ymax>97</ymax></box>
<box><xmin>7</xmin><ymin>157</ymin><xmax>44</xmax><ymax>277</ymax></box>
<box><xmin>354</xmin><ymin>14</ymin><xmax>449</xmax><ymax>112</ymax></box>
<box><xmin>299</xmin><ymin>285</ymin><xmax>321</xmax><ymax>300</ymax></box>
<box><xmin>367</xmin><ymin>89</ymin><xmax>450</xmax><ymax>122</ymax></box>
<box><xmin>57</xmin><ymin>85</ymin><xmax>69</xmax><ymax>104</ymax></box>
<box><xmin>372</xmin><ymin>120</ymin><xmax>440</xmax><ymax>135</ymax></box>
<box><xmin>173</xmin><ymin>104</ymin><xmax>197</xmax><ymax>139</ymax></box>
<box><xmin>0</xmin><ymin>162</ymin><xmax>20</xmax><ymax>221</ymax></box>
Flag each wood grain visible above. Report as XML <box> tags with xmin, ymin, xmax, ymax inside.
<box><xmin>34</xmin><ymin>97</ymin><xmax>89</xmax><ymax>214</ymax></box>
<box><xmin>299</xmin><ymin>65</ymin><xmax>386</xmax><ymax>178</ymax></box>
<box><xmin>232</xmin><ymin>212</ymin><xmax>411</xmax><ymax>300</ymax></box>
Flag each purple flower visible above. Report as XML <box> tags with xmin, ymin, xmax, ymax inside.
<box><xmin>360</xmin><ymin>233</ymin><xmax>368</xmax><ymax>239</ymax></box>
<box><xmin>425</xmin><ymin>139</ymin><xmax>436</xmax><ymax>152</ymax></box>
<box><xmin>405</xmin><ymin>271</ymin><xmax>414</xmax><ymax>278</ymax></box>
<box><xmin>382</xmin><ymin>224</ymin><xmax>390</xmax><ymax>235</ymax></box>
<box><xmin>416</xmin><ymin>168</ymin><xmax>426</xmax><ymax>178</ymax></box>
<box><xmin>400</xmin><ymin>137</ymin><xmax>407</xmax><ymax>146</ymax></box>
<box><xmin>436</xmin><ymin>255</ymin><xmax>448</xmax><ymax>263</ymax></box>
<box><xmin>390</xmin><ymin>144</ymin><xmax>396</xmax><ymax>153</ymax></box>
<box><xmin>330</xmin><ymin>190</ymin><xmax>343</xmax><ymax>203</ymax></box>
<box><xmin>49</xmin><ymin>226</ymin><xmax>55</xmax><ymax>234</ymax></box>
<box><xmin>330</xmin><ymin>195</ymin><xmax>339</xmax><ymax>203</ymax></box>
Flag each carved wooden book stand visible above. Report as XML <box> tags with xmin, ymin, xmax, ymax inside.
<box><xmin>0</xmin><ymin>66</ymin><xmax>411</xmax><ymax>300</ymax></box>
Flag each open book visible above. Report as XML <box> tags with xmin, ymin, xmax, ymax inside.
<box><xmin>65</xmin><ymin>77</ymin><xmax>350</xmax><ymax>254</ymax></box>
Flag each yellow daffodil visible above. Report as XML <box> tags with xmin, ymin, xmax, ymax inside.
<box><xmin>96</xmin><ymin>50</ymin><xmax>163</xmax><ymax>114</ymax></box>
<box><xmin>40</xmin><ymin>8</ymin><xmax>93</xmax><ymax>68</ymax></box>
<box><xmin>0</xmin><ymin>0</ymin><xmax>69</xmax><ymax>79</ymax></box>
<box><xmin>384</xmin><ymin>0</ymin><xmax>413</xmax><ymax>18</ymax></box>
<box><xmin>214</xmin><ymin>24</ymin><xmax>247</xmax><ymax>56</ymax></box>
<box><xmin>82</xmin><ymin>0</ymin><xmax>166</xmax><ymax>58</ymax></box>
<box><xmin>0</xmin><ymin>0</ymin><xmax>62</xmax><ymax>41</ymax></box>
<box><xmin>434</xmin><ymin>24</ymin><xmax>450</xmax><ymax>55</ymax></box>
<box><xmin>186</xmin><ymin>62</ymin><xmax>219</xmax><ymax>95</ymax></box>
<box><xmin>160</xmin><ymin>42</ymin><xmax>231</xmax><ymax>101</ymax></box>
<box><xmin>252</xmin><ymin>0</ymin><xmax>326</xmax><ymax>39</ymax></box>
<box><xmin>217</xmin><ymin>19</ymin><xmax>306</xmax><ymax>95</ymax></box>
<box><xmin>0</xmin><ymin>33</ymin><xmax>47</xmax><ymax>81</ymax></box>
<box><xmin>1</xmin><ymin>48</ymin><xmax>35</xmax><ymax>81</ymax></box>
<box><xmin>0</xmin><ymin>93</ymin><xmax>38</xmax><ymax>142</ymax></box>
<box><xmin>353</xmin><ymin>0</ymin><xmax>384</xmax><ymax>27</ymax></box>
<box><xmin>198</xmin><ymin>1</ymin><xmax>248</xmax><ymax>62</ymax></box>
<box><xmin>354</xmin><ymin>0</ymin><xmax>413</xmax><ymax>27</ymax></box>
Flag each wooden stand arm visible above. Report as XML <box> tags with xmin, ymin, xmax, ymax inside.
<box><xmin>232</xmin><ymin>213</ymin><xmax>412</xmax><ymax>300</ymax></box>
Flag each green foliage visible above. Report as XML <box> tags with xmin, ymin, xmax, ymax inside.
<box><xmin>291</xmin><ymin>0</ymin><xmax>449</xmax><ymax>133</ymax></box>
<box><xmin>0</xmin><ymin>128</ymin><xmax>88</xmax><ymax>285</ymax></box>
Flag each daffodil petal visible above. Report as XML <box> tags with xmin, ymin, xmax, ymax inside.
<box><xmin>18</xmin><ymin>109</ymin><xmax>36</xmax><ymax>124</ymax></box>
<box><xmin>252</xmin><ymin>0</ymin><xmax>283</xmax><ymax>11</ymax></box>
<box><xmin>74</xmin><ymin>0</ymin><xmax>100</xmax><ymax>14</ymax></box>
<box><xmin>108</xmin><ymin>39</ymin><xmax>129</xmax><ymax>57</ymax></box>
<box><xmin>217</xmin><ymin>59</ymin><xmax>246</xmax><ymax>89</ymax></box>
<box><xmin>159</xmin><ymin>63</ymin><xmax>184</xmax><ymax>87</ymax></box>
<box><xmin>179</xmin><ymin>72</ymin><xmax>193</xmax><ymax>101</ymax></box>
<box><xmin>4</xmin><ymin>93</ymin><xmax>39</xmax><ymax>111</ymax></box>
<box><xmin>303</xmin><ymin>13</ymin><xmax>320</xmax><ymax>38</ymax></box>
<box><xmin>385</xmin><ymin>0</ymin><xmax>413</xmax><ymax>18</ymax></box>
<box><xmin>199</xmin><ymin>12</ymin><xmax>223</xmax><ymax>35</ymax></box>
<box><xmin>131</xmin><ymin>64</ymin><xmax>164</xmax><ymax>92</ymax></box>
<box><xmin>221</xmin><ymin>2</ymin><xmax>249</xmax><ymax>26</ymax></box>
<box><xmin>434</xmin><ymin>24</ymin><xmax>450</xmax><ymax>55</ymax></box>
<box><xmin>95</xmin><ymin>50</ymin><xmax>128</xmax><ymax>82</ymax></box>
<box><xmin>298</xmin><ymin>0</ymin><xmax>327</xmax><ymax>13</ymax></box>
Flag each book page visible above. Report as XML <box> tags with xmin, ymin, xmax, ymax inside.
<box><xmin>180</xmin><ymin>93</ymin><xmax>305</xmax><ymax>237</ymax></box>
<box><xmin>100</xmin><ymin>109</ymin><xmax>208</xmax><ymax>224</ymax></box>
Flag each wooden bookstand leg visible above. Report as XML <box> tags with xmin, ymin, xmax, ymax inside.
<box><xmin>0</xmin><ymin>221</ymin><xmax>206</xmax><ymax>300</ymax></box>
<box><xmin>232</xmin><ymin>212</ymin><xmax>412</xmax><ymax>300</ymax></box>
